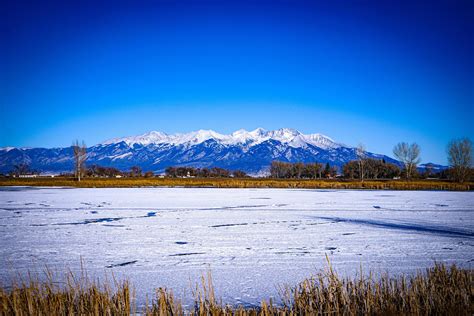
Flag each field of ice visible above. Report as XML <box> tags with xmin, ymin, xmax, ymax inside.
<box><xmin>0</xmin><ymin>187</ymin><xmax>473</xmax><ymax>307</ymax></box>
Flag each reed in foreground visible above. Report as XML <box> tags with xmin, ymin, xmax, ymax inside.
<box><xmin>1</xmin><ymin>263</ymin><xmax>472</xmax><ymax>315</ymax></box>
<box><xmin>0</xmin><ymin>268</ymin><xmax>133</xmax><ymax>316</ymax></box>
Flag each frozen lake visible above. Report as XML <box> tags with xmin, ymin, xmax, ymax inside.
<box><xmin>1</xmin><ymin>187</ymin><xmax>473</xmax><ymax>307</ymax></box>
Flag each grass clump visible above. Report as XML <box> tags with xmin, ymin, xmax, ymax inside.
<box><xmin>1</xmin><ymin>261</ymin><xmax>472</xmax><ymax>315</ymax></box>
<box><xmin>0</xmin><ymin>269</ymin><xmax>133</xmax><ymax>315</ymax></box>
<box><xmin>282</xmin><ymin>262</ymin><xmax>473</xmax><ymax>315</ymax></box>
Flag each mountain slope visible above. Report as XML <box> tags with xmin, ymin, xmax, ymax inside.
<box><xmin>1</xmin><ymin>128</ymin><xmax>401</xmax><ymax>174</ymax></box>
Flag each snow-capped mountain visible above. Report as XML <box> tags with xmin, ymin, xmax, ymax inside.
<box><xmin>0</xmin><ymin>128</ymin><xmax>400</xmax><ymax>174</ymax></box>
<box><xmin>102</xmin><ymin>128</ymin><xmax>341</xmax><ymax>149</ymax></box>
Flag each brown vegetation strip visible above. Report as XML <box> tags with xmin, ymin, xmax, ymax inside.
<box><xmin>0</xmin><ymin>177</ymin><xmax>472</xmax><ymax>191</ymax></box>
<box><xmin>0</xmin><ymin>261</ymin><xmax>472</xmax><ymax>315</ymax></box>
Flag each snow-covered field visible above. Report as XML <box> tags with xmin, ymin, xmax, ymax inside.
<box><xmin>0</xmin><ymin>187</ymin><xmax>473</xmax><ymax>307</ymax></box>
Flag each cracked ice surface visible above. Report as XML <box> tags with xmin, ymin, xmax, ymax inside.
<box><xmin>0</xmin><ymin>187</ymin><xmax>473</xmax><ymax>307</ymax></box>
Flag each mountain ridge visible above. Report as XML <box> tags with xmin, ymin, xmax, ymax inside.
<box><xmin>0</xmin><ymin>128</ymin><xmax>443</xmax><ymax>175</ymax></box>
<box><xmin>100</xmin><ymin>128</ymin><xmax>341</xmax><ymax>150</ymax></box>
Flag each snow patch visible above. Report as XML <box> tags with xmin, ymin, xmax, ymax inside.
<box><xmin>111</xmin><ymin>152</ymin><xmax>132</xmax><ymax>161</ymax></box>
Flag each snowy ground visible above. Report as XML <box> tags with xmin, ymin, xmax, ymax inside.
<box><xmin>0</xmin><ymin>187</ymin><xmax>473</xmax><ymax>307</ymax></box>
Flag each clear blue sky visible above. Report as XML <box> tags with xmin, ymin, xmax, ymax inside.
<box><xmin>1</xmin><ymin>0</ymin><xmax>472</xmax><ymax>164</ymax></box>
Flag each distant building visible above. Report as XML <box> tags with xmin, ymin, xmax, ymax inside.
<box><xmin>18</xmin><ymin>174</ymin><xmax>38</xmax><ymax>178</ymax></box>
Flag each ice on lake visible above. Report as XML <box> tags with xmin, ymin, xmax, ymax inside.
<box><xmin>0</xmin><ymin>187</ymin><xmax>473</xmax><ymax>307</ymax></box>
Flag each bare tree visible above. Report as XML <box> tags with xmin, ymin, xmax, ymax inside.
<box><xmin>12</xmin><ymin>163</ymin><xmax>31</xmax><ymax>176</ymax></box>
<box><xmin>232</xmin><ymin>170</ymin><xmax>248</xmax><ymax>178</ymax></box>
<box><xmin>293</xmin><ymin>162</ymin><xmax>304</xmax><ymax>179</ymax></box>
<box><xmin>144</xmin><ymin>171</ymin><xmax>155</xmax><ymax>178</ymax></box>
<box><xmin>447</xmin><ymin>138</ymin><xmax>472</xmax><ymax>183</ymax></box>
<box><xmin>304</xmin><ymin>163</ymin><xmax>322</xmax><ymax>179</ymax></box>
<box><xmin>72</xmin><ymin>140</ymin><xmax>87</xmax><ymax>181</ymax></box>
<box><xmin>130</xmin><ymin>166</ymin><xmax>142</xmax><ymax>177</ymax></box>
<box><xmin>356</xmin><ymin>143</ymin><xmax>366</xmax><ymax>181</ymax></box>
<box><xmin>393</xmin><ymin>142</ymin><xmax>421</xmax><ymax>179</ymax></box>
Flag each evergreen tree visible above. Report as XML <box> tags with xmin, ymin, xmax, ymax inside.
<box><xmin>324</xmin><ymin>163</ymin><xmax>331</xmax><ymax>178</ymax></box>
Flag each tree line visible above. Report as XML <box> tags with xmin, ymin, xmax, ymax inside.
<box><xmin>84</xmin><ymin>165</ymin><xmax>151</xmax><ymax>178</ymax></box>
<box><xmin>165</xmin><ymin>166</ymin><xmax>248</xmax><ymax>178</ymax></box>
<box><xmin>270</xmin><ymin>159</ymin><xmax>401</xmax><ymax>180</ymax></box>
<box><xmin>270</xmin><ymin>138</ymin><xmax>472</xmax><ymax>182</ymax></box>
<box><xmin>269</xmin><ymin>161</ymin><xmax>337</xmax><ymax>179</ymax></box>
<box><xmin>342</xmin><ymin>159</ymin><xmax>401</xmax><ymax>180</ymax></box>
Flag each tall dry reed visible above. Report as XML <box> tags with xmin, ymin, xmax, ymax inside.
<box><xmin>0</xmin><ymin>267</ymin><xmax>133</xmax><ymax>316</ymax></box>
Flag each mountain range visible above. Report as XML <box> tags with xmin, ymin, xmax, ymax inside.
<box><xmin>0</xmin><ymin>128</ymin><xmax>443</xmax><ymax>175</ymax></box>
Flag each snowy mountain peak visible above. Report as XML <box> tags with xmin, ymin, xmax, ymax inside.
<box><xmin>250</xmin><ymin>127</ymin><xmax>267</xmax><ymax>135</ymax></box>
<box><xmin>305</xmin><ymin>133</ymin><xmax>339</xmax><ymax>148</ymax></box>
<box><xmin>267</xmin><ymin>128</ymin><xmax>301</xmax><ymax>142</ymax></box>
<box><xmin>275</xmin><ymin>127</ymin><xmax>300</xmax><ymax>135</ymax></box>
<box><xmin>102</xmin><ymin>131</ymin><xmax>169</xmax><ymax>146</ymax></box>
<box><xmin>101</xmin><ymin>128</ymin><xmax>341</xmax><ymax>149</ymax></box>
<box><xmin>176</xmin><ymin>129</ymin><xmax>227</xmax><ymax>145</ymax></box>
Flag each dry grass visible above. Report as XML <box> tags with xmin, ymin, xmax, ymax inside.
<box><xmin>1</xmin><ymin>261</ymin><xmax>472</xmax><ymax>315</ymax></box>
<box><xmin>0</xmin><ymin>268</ymin><xmax>134</xmax><ymax>315</ymax></box>
<box><xmin>0</xmin><ymin>177</ymin><xmax>472</xmax><ymax>191</ymax></box>
<box><xmin>281</xmin><ymin>260</ymin><xmax>473</xmax><ymax>315</ymax></box>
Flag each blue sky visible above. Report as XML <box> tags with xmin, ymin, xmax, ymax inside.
<box><xmin>1</xmin><ymin>0</ymin><xmax>472</xmax><ymax>164</ymax></box>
